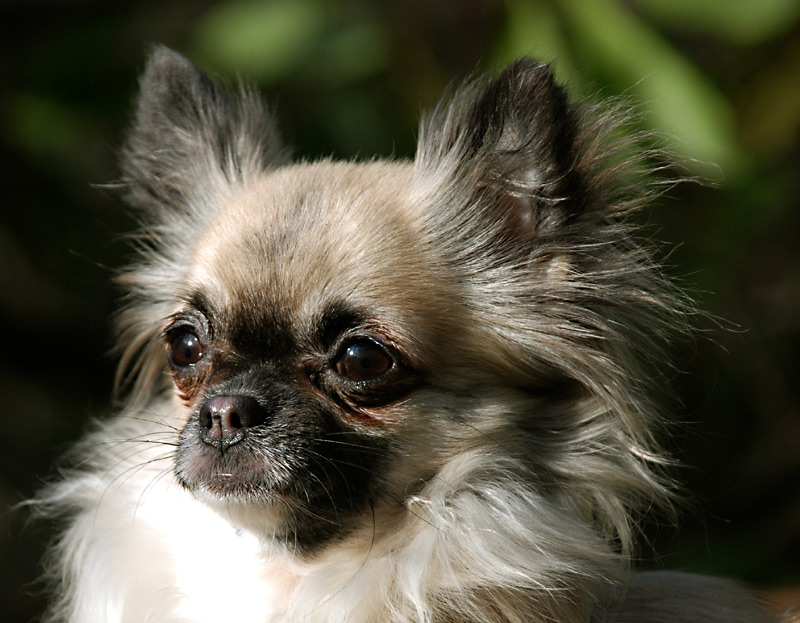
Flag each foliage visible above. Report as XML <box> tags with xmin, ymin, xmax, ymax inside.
<box><xmin>2</xmin><ymin>1</ymin><xmax>799</xmax><ymax>620</ymax></box>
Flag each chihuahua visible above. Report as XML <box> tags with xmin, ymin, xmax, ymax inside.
<box><xmin>36</xmin><ymin>46</ymin><xmax>786</xmax><ymax>622</ymax></box>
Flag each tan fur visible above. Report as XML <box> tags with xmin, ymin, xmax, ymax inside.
<box><xmin>33</xmin><ymin>47</ymin><xmax>791</xmax><ymax>623</ymax></box>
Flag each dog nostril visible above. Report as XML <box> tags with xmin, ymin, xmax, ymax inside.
<box><xmin>198</xmin><ymin>395</ymin><xmax>268</xmax><ymax>448</ymax></box>
<box><xmin>228</xmin><ymin>411</ymin><xmax>242</xmax><ymax>429</ymax></box>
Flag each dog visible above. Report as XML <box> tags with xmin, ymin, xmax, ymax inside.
<box><xmin>35</xmin><ymin>45</ymin><xmax>788</xmax><ymax>622</ymax></box>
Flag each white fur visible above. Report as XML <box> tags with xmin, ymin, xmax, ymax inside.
<box><xmin>38</xmin><ymin>398</ymin><xmax>592</xmax><ymax>622</ymax></box>
<box><xmin>37</xmin><ymin>395</ymin><xmax>780</xmax><ymax>622</ymax></box>
<box><xmin>35</xmin><ymin>48</ymin><xmax>787</xmax><ymax>623</ymax></box>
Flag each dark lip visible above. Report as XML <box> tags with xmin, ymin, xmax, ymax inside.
<box><xmin>176</xmin><ymin>436</ymin><xmax>293</xmax><ymax>499</ymax></box>
<box><xmin>180</xmin><ymin>470</ymin><xmax>291</xmax><ymax>502</ymax></box>
<box><xmin>191</xmin><ymin>475</ymin><xmax>288</xmax><ymax>502</ymax></box>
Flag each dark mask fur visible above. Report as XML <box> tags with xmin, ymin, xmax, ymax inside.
<box><xmin>34</xmin><ymin>46</ymin><xmax>782</xmax><ymax>623</ymax></box>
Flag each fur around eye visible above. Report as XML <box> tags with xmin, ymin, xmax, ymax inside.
<box><xmin>33</xmin><ymin>46</ymin><xmax>787</xmax><ymax>623</ymax></box>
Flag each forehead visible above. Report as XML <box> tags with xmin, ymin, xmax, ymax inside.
<box><xmin>184</xmin><ymin>160</ymin><xmax>443</xmax><ymax>343</ymax></box>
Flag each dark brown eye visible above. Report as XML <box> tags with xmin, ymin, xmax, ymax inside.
<box><xmin>335</xmin><ymin>340</ymin><xmax>392</xmax><ymax>381</ymax></box>
<box><xmin>168</xmin><ymin>330</ymin><xmax>204</xmax><ymax>368</ymax></box>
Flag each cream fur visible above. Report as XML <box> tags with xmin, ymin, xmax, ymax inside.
<box><xmin>34</xmin><ymin>47</ymin><xmax>788</xmax><ymax>623</ymax></box>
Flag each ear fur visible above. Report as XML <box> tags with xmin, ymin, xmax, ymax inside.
<box><xmin>120</xmin><ymin>44</ymin><xmax>287</xmax><ymax>217</ymax></box>
<box><xmin>415</xmin><ymin>59</ymin><xmax>586</xmax><ymax>250</ymax></box>
<box><xmin>415</xmin><ymin>59</ymin><xmax>690</xmax><ymax>467</ymax></box>
<box><xmin>115</xmin><ymin>45</ymin><xmax>289</xmax><ymax>403</ymax></box>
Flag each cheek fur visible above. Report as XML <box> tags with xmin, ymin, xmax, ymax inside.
<box><xmin>172</xmin><ymin>383</ymin><xmax>399</xmax><ymax>551</ymax></box>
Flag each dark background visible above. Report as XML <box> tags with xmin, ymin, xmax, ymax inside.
<box><xmin>2</xmin><ymin>1</ymin><xmax>799</xmax><ymax>620</ymax></box>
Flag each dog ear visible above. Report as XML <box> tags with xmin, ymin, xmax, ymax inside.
<box><xmin>120</xmin><ymin>45</ymin><xmax>286</xmax><ymax>215</ymax></box>
<box><xmin>415</xmin><ymin>60</ymin><xmax>586</xmax><ymax>250</ymax></box>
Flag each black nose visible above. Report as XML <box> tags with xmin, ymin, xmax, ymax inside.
<box><xmin>198</xmin><ymin>395</ymin><xmax>268</xmax><ymax>449</ymax></box>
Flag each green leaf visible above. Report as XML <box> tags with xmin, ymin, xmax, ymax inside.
<box><xmin>560</xmin><ymin>0</ymin><xmax>749</xmax><ymax>177</ymax></box>
<box><xmin>636</xmin><ymin>0</ymin><xmax>800</xmax><ymax>45</ymax></box>
<box><xmin>192</xmin><ymin>0</ymin><xmax>328</xmax><ymax>83</ymax></box>
<box><xmin>315</xmin><ymin>20</ymin><xmax>389</xmax><ymax>83</ymax></box>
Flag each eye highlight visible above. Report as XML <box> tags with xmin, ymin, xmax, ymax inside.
<box><xmin>162</xmin><ymin>307</ymin><xmax>213</xmax><ymax>403</ymax></box>
<box><xmin>167</xmin><ymin>329</ymin><xmax>204</xmax><ymax>368</ymax></box>
<box><xmin>335</xmin><ymin>339</ymin><xmax>393</xmax><ymax>381</ymax></box>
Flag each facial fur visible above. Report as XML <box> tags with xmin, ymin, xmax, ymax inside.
<box><xmin>35</xmin><ymin>46</ymin><xmax>783</xmax><ymax>623</ymax></box>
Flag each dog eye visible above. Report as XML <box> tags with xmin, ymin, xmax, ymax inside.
<box><xmin>168</xmin><ymin>330</ymin><xmax>204</xmax><ymax>368</ymax></box>
<box><xmin>335</xmin><ymin>340</ymin><xmax>393</xmax><ymax>381</ymax></box>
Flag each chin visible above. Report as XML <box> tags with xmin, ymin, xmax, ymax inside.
<box><xmin>33</xmin><ymin>45</ymin><xmax>789</xmax><ymax>623</ymax></box>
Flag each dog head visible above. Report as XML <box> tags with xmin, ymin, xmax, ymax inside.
<box><xmin>116</xmin><ymin>46</ymin><xmax>683</xmax><ymax>559</ymax></box>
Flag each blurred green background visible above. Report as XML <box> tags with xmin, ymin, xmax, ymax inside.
<box><xmin>2</xmin><ymin>0</ymin><xmax>799</xmax><ymax>619</ymax></box>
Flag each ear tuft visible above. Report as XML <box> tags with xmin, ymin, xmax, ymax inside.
<box><xmin>133</xmin><ymin>45</ymin><xmax>220</xmax><ymax>134</ymax></box>
<box><xmin>415</xmin><ymin>59</ymin><xmax>585</xmax><ymax>249</ymax></box>
<box><xmin>120</xmin><ymin>45</ymin><xmax>286</xmax><ymax>216</ymax></box>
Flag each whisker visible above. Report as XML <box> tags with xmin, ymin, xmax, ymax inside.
<box><xmin>301</xmin><ymin>457</ymin><xmax>347</xmax><ymax>526</ymax></box>
<box><xmin>119</xmin><ymin>408</ymin><xmax>182</xmax><ymax>432</ymax></box>
<box><xmin>134</xmin><ymin>464</ymin><xmax>180</xmax><ymax>519</ymax></box>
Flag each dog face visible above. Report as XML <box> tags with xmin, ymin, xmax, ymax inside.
<box><xmin>39</xmin><ymin>47</ymin><xmax>787</xmax><ymax>623</ymax></box>
<box><xmin>166</xmin><ymin>163</ymin><xmax>462</xmax><ymax>549</ymax></box>
<box><xmin>116</xmin><ymin>46</ymin><xmax>680</xmax><ymax>559</ymax></box>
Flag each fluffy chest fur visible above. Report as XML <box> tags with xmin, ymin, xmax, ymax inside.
<box><xmin>35</xmin><ymin>46</ymin><xmax>785</xmax><ymax>623</ymax></box>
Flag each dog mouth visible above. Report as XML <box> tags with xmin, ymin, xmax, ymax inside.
<box><xmin>173</xmin><ymin>400</ymin><xmax>393</xmax><ymax>550</ymax></box>
<box><xmin>175</xmin><ymin>431</ymin><xmax>294</xmax><ymax>501</ymax></box>
<box><xmin>174</xmin><ymin>400</ymin><xmax>291</xmax><ymax>501</ymax></box>
<box><xmin>174</xmin><ymin>393</ymin><xmax>386</xmax><ymax>506</ymax></box>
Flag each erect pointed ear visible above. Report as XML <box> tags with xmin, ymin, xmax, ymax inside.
<box><xmin>415</xmin><ymin>59</ymin><xmax>586</xmax><ymax>249</ymax></box>
<box><xmin>120</xmin><ymin>45</ymin><xmax>287</xmax><ymax>215</ymax></box>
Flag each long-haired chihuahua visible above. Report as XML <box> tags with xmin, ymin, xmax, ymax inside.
<box><xmin>35</xmin><ymin>46</ymin><xmax>789</xmax><ymax>623</ymax></box>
